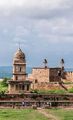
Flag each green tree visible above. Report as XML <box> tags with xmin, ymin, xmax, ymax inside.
<box><xmin>1</xmin><ymin>77</ymin><xmax>9</xmax><ymax>87</ymax></box>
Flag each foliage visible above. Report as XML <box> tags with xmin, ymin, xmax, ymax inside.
<box><xmin>1</xmin><ymin>77</ymin><xmax>9</xmax><ymax>87</ymax></box>
<box><xmin>31</xmin><ymin>89</ymin><xmax>66</xmax><ymax>94</ymax></box>
<box><xmin>53</xmin><ymin>89</ymin><xmax>67</xmax><ymax>94</ymax></box>
<box><xmin>20</xmin><ymin>93</ymin><xmax>25</xmax><ymax>98</ymax></box>
<box><xmin>0</xmin><ymin>83</ymin><xmax>7</xmax><ymax>93</ymax></box>
<box><xmin>68</xmin><ymin>87</ymin><xmax>73</xmax><ymax>93</ymax></box>
<box><xmin>31</xmin><ymin>89</ymin><xmax>39</xmax><ymax>93</ymax></box>
<box><xmin>0</xmin><ymin>78</ymin><xmax>9</xmax><ymax>93</ymax></box>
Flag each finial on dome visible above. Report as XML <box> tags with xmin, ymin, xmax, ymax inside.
<box><xmin>14</xmin><ymin>48</ymin><xmax>25</xmax><ymax>61</ymax></box>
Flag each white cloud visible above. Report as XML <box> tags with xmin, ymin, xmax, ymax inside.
<box><xmin>0</xmin><ymin>0</ymin><xmax>62</xmax><ymax>8</ymax></box>
<box><xmin>0</xmin><ymin>0</ymin><xmax>73</xmax><ymax>66</ymax></box>
<box><xmin>0</xmin><ymin>0</ymin><xmax>70</xmax><ymax>14</ymax></box>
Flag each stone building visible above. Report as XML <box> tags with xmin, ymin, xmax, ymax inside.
<box><xmin>28</xmin><ymin>67</ymin><xmax>62</xmax><ymax>90</ymax></box>
<box><xmin>8</xmin><ymin>49</ymin><xmax>73</xmax><ymax>93</ymax></box>
<box><xmin>8</xmin><ymin>48</ymin><xmax>32</xmax><ymax>94</ymax></box>
<box><xmin>28</xmin><ymin>67</ymin><xmax>61</xmax><ymax>83</ymax></box>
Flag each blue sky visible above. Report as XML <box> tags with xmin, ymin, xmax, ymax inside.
<box><xmin>0</xmin><ymin>0</ymin><xmax>73</xmax><ymax>68</ymax></box>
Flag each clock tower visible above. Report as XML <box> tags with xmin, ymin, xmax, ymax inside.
<box><xmin>8</xmin><ymin>48</ymin><xmax>31</xmax><ymax>94</ymax></box>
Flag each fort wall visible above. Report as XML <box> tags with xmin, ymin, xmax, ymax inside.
<box><xmin>49</xmin><ymin>68</ymin><xmax>61</xmax><ymax>82</ymax></box>
<box><xmin>31</xmin><ymin>82</ymin><xmax>62</xmax><ymax>90</ymax></box>
<box><xmin>28</xmin><ymin>67</ymin><xmax>61</xmax><ymax>83</ymax></box>
<box><xmin>28</xmin><ymin>67</ymin><xmax>73</xmax><ymax>91</ymax></box>
<box><xmin>29</xmin><ymin>68</ymin><xmax>50</xmax><ymax>83</ymax></box>
<box><xmin>64</xmin><ymin>71</ymin><xmax>73</xmax><ymax>82</ymax></box>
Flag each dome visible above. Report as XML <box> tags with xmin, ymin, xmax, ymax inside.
<box><xmin>14</xmin><ymin>48</ymin><xmax>25</xmax><ymax>61</ymax></box>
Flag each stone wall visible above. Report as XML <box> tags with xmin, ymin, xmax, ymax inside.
<box><xmin>29</xmin><ymin>68</ymin><xmax>50</xmax><ymax>83</ymax></box>
<box><xmin>28</xmin><ymin>67</ymin><xmax>73</xmax><ymax>91</ymax></box>
<box><xmin>28</xmin><ymin>67</ymin><xmax>62</xmax><ymax>90</ymax></box>
<box><xmin>28</xmin><ymin>67</ymin><xmax>61</xmax><ymax>83</ymax></box>
<box><xmin>64</xmin><ymin>71</ymin><xmax>73</xmax><ymax>82</ymax></box>
<box><xmin>8</xmin><ymin>84</ymin><xmax>16</xmax><ymax>94</ymax></box>
<box><xmin>31</xmin><ymin>82</ymin><xmax>63</xmax><ymax>91</ymax></box>
<box><xmin>49</xmin><ymin>68</ymin><xmax>61</xmax><ymax>82</ymax></box>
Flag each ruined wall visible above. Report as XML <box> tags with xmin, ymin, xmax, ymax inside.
<box><xmin>31</xmin><ymin>82</ymin><xmax>65</xmax><ymax>91</ymax></box>
<box><xmin>28</xmin><ymin>67</ymin><xmax>62</xmax><ymax>90</ymax></box>
<box><xmin>28</xmin><ymin>67</ymin><xmax>61</xmax><ymax>83</ymax></box>
<box><xmin>64</xmin><ymin>71</ymin><xmax>73</xmax><ymax>82</ymax></box>
<box><xmin>29</xmin><ymin>68</ymin><xmax>50</xmax><ymax>83</ymax></box>
<box><xmin>8</xmin><ymin>84</ymin><xmax>16</xmax><ymax>94</ymax></box>
<box><xmin>28</xmin><ymin>67</ymin><xmax>73</xmax><ymax>91</ymax></box>
<box><xmin>49</xmin><ymin>68</ymin><xmax>61</xmax><ymax>82</ymax></box>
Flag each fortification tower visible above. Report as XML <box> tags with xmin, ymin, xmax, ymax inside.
<box><xmin>8</xmin><ymin>48</ymin><xmax>31</xmax><ymax>94</ymax></box>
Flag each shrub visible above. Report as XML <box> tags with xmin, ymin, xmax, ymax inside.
<box><xmin>68</xmin><ymin>87</ymin><xmax>73</xmax><ymax>93</ymax></box>
<box><xmin>31</xmin><ymin>89</ymin><xmax>38</xmax><ymax>93</ymax></box>
<box><xmin>54</xmin><ymin>89</ymin><xmax>66</xmax><ymax>94</ymax></box>
<box><xmin>1</xmin><ymin>77</ymin><xmax>9</xmax><ymax>87</ymax></box>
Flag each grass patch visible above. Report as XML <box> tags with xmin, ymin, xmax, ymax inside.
<box><xmin>46</xmin><ymin>108</ymin><xmax>73</xmax><ymax>120</ymax></box>
<box><xmin>68</xmin><ymin>87</ymin><xmax>73</xmax><ymax>93</ymax></box>
<box><xmin>31</xmin><ymin>89</ymin><xmax>67</xmax><ymax>94</ymax></box>
<box><xmin>0</xmin><ymin>109</ymin><xmax>48</xmax><ymax>120</ymax></box>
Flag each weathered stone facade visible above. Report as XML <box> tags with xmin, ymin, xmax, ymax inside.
<box><xmin>29</xmin><ymin>68</ymin><xmax>50</xmax><ymax>83</ymax></box>
<box><xmin>28</xmin><ymin>68</ymin><xmax>73</xmax><ymax>91</ymax></box>
<box><xmin>8</xmin><ymin>48</ymin><xmax>31</xmax><ymax>94</ymax></box>
<box><xmin>64</xmin><ymin>71</ymin><xmax>73</xmax><ymax>82</ymax></box>
<box><xmin>49</xmin><ymin>68</ymin><xmax>61</xmax><ymax>82</ymax></box>
<box><xmin>28</xmin><ymin>68</ymin><xmax>61</xmax><ymax>82</ymax></box>
<box><xmin>8</xmin><ymin>49</ymin><xmax>73</xmax><ymax>93</ymax></box>
<box><xmin>28</xmin><ymin>67</ymin><xmax>62</xmax><ymax>90</ymax></box>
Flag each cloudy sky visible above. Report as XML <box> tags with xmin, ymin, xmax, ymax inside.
<box><xmin>0</xmin><ymin>0</ymin><xmax>73</xmax><ymax>68</ymax></box>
